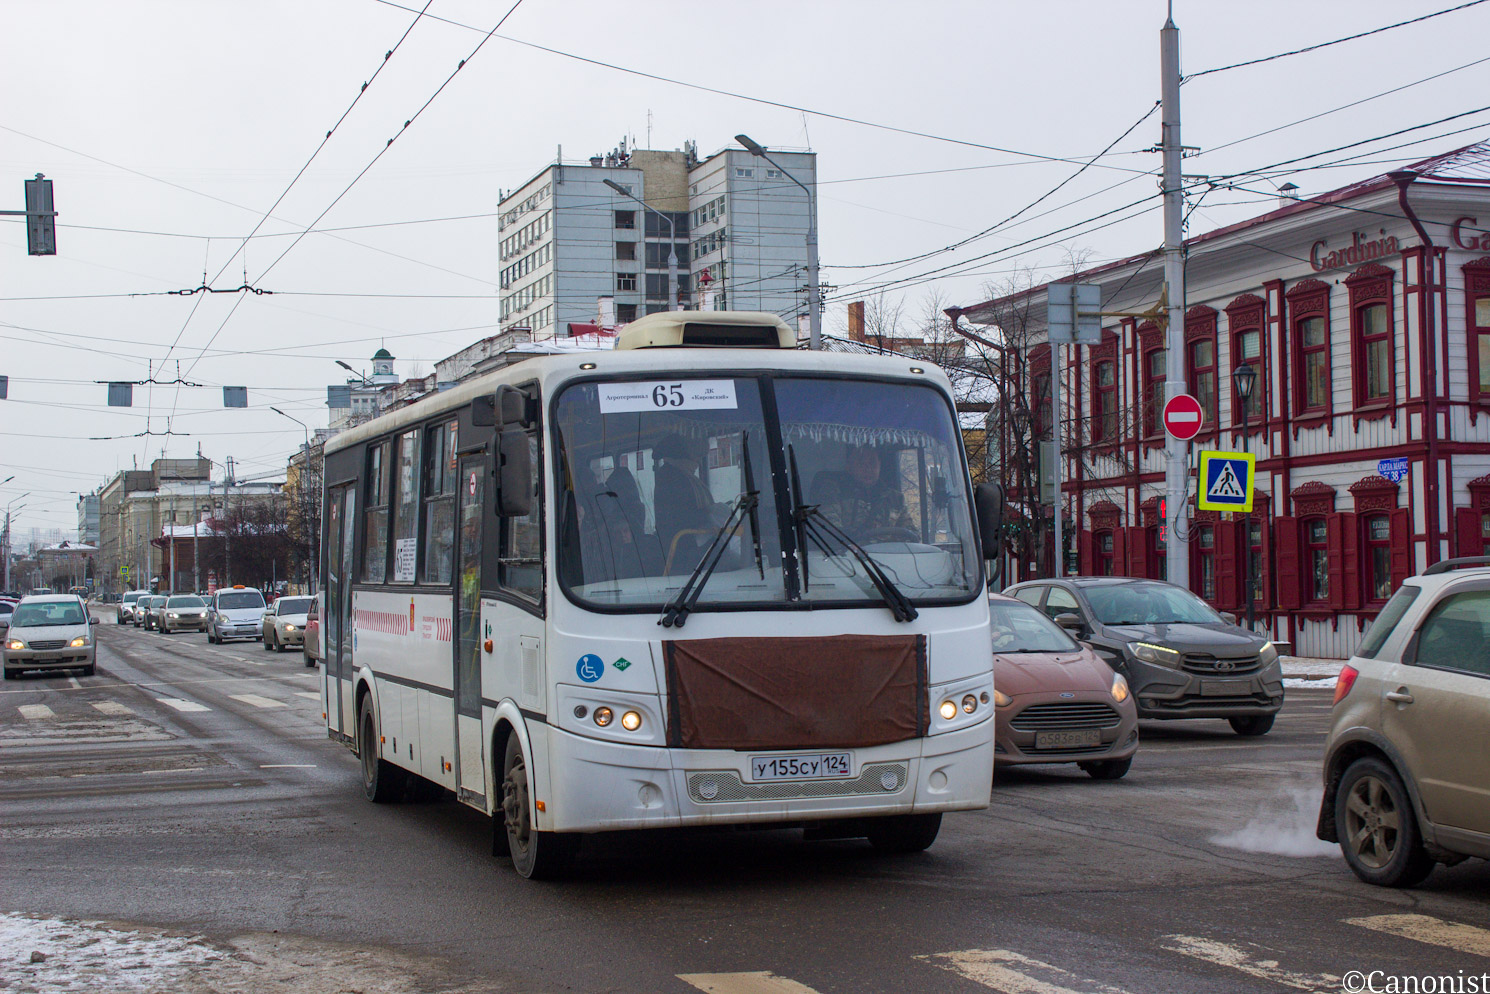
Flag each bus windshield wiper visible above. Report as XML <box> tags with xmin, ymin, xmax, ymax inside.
<box><xmin>658</xmin><ymin>485</ymin><xmax>759</xmax><ymax>629</ymax></box>
<box><xmin>795</xmin><ymin>503</ymin><xmax>919</xmax><ymax>623</ymax></box>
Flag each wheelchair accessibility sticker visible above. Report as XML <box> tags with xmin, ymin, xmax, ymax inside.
<box><xmin>576</xmin><ymin>654</ymin><xmax>604</xmax><ymax>683</ymax></box>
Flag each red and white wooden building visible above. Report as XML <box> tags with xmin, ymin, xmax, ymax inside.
<box><xmin>954</xmin><ymin>143</ymin><xmax>1490</xmax><ymax>658</ymax></box>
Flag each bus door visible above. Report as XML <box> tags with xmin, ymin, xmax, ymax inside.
<box><xmin>326</xmin><ymin>483</ymin><xmax>357</xmax><ymax>739</ymax></box>
<box><xmin>453</xmin><ymin>459</ymin><xmax>486</xmax><ymax>804</ymax></box>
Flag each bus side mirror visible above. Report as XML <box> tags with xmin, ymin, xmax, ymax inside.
<box><xmin>497</xmin><ymin>429</ymin><xmax>533</xmax><ymax>517</ymax></box>
<box><xmin>495</xmin><ymin>384</ymin><xmax>535</xmax><ymax>429</ymax></box>
<box><xmin>974</xmin><ymin>482</ymin><xmax>1004</xmax><ymax>560</ymax></box>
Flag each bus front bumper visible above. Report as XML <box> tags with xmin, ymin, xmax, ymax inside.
<box><xmin>533</xmin><ymin>718</ymin><xmax>993</xmax><ymax>834</ymax></box>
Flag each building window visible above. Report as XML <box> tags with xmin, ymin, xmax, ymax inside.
<box><xmin>1357</xmin><ymin>302</ymin><xmax>1392</xmax><ymax>403</ymax></box>
<box><xmin>1096</xmin><ymin>531</ymin><xmax>1115</xmax><ymax>575</ymax></box>
<box><xmin>615</xmin><ymin>241</ymin><xmax>635</xmax><ymax>261</ymax></box>
<box><xmin>1233</xmin><ymin>326</ymin><xmax>1263</xmax><ymax>424</ymax></box>
<box><xmin>1298</xmin><ymin>316</ymin><xmax>1329</xmax><ymax>412</ymax></box>
<box><xmin>1092</xmin><ymin>360</ymin><xmax>1117</xmax><ymax>443</ymax></box>
<box><xmin>616</xmin><ymin>273</ymin><xmax>636</xmax><ymax>292</ymax></box>
<box><xmin>614</xmin><ymin>210</ymin><xmax>635</xmax><ymax>230</ymax></box>
<box><xmin>1305</xmin><ymin>518</ymin><xmax>1329</xmax><ymax>603</ymax></box>
<box><xmin>1470</xmin><ymin>280</ymin><xmax>1490</xmax><ymax>402</ymax></box>
<box><xmin>1195</xmin><ymin>525</ymin><xmax>1215</xmax><ymax>601</ymax></box>
<box><xmin>1189</xmin><ymin>338</ymin><xmax>1216</xmax><ymax>425</ymax></box>
<box><xmin>1364</xmin><ymin>513</ymin><xmax>1392</xmax><ymax>603</ymax></box>
<box><xmin>735</xmin><ymin>167</ymin><xmax>753</xmax><ymax>178</ymax></box>
<box><xmin>1032</xmin><ymin>370</ymin><xmax>1051</xmax><ymax>436</ymax></box>
<box><xmin>1142</xmin><ymin>346</ymin><xmax>1165</xmax><ymax>436</ymax></box>
<box><xmin>616</xmin><ymin>303</ymin><xmax>637</xmax><ymax>323</ymax></box>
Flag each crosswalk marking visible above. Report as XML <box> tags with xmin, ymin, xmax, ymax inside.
<box><xmin>18</xmin><ymin>704</ymin><xmax>55</xmax><ymax>720</ymax></box>
<box><xmin>229</xmin><ymin>694</ymin><xmax>286</xmax><ymax>709</ymax></box>
<box><xmin>157</xmin><ymin>697</ymin><xmax>210</xmax><ymax>713</ymax></box>
<box><xmin>678</xmin><ymin>973</ymin><xmax>820</xmax><ymax>994</ymax></box>
<box><xmin>1346</xmin><ymin>914</ymin><xmax>1490</xmax><ymax>959</ymax></box>
<box><xmin>92</xmin><ymin>701</ymin><xmax>135</xmax><ymax>716</ymax></box>
<box><xmin>1161</xmin><ymin>935</ymin><xmax>1339</xmax><ymax>991</ymax></box>
<box><xmin>919</xmin><ymin>949</ymin><xmax>1132</xmax><ymax>994</ymax></box>
<box><xmin>295</xmin><ymin>692</ymin><xmax>320</xmax><ymax>700</ymax></box>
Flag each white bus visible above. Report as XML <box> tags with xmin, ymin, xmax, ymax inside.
<box><xmin>319</xmin><ymin>311</ymin><xmax>1003</xmax><ymax>878</ymax></box>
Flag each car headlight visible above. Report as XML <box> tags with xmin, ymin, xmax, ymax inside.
<box><xmin>1111</xmin><ymin>672</ymin><xmax>1130</xmax><ymax>703</ymax></box>
<box><xmin>1130</xmin><ymin>641</ymin><xmax>1182</xmax><ymax>667</ymax></box>
<box><xmin>993</xmin><ymin>688</ymin><xmax>1012</xmax><ymax>707</ymax></box>
<box><xmin>283</xmin><ymin>624</ymin><xmax>297</xmax><ymax>632</ymax></box>
<box><xmin>168</xmin><ymin>613</ymin><xmax>179</xmax><ymax>619</ymax></box>
<box><xmin>6</xmin><ymin>639</ymin><xmax>25</xmax><ymax>651</ymax></box>
<box><xmin>70</xmin><ymin>636</ymin><xmax>88</xmax><ymax>647</ymax></box>
<box><xmin>1257</xmin><ymin>641</ymin><xmax>1279</xmax><ymax>667</ymax></box>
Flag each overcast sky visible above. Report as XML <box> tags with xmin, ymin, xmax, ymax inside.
<box><xmin>2</xmin><ymin>0</ymin><xmax>1487</xmax><ymax>539</ymax></box>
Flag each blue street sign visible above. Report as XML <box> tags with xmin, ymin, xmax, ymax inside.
<box><xmin>1377</xmin><ymin>457</ymin><xmax>1409</xmax><ymax>483</ymax></box>
<box><xmin>1197</xmin><ymin>450</ymin><xmax>1256</xmax><ymax>512</ymax></box>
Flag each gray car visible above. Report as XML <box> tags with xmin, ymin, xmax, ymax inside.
<box><xmin>159</xmin><ymin>595</ymin><xmax>209</xmax><ymax>634</ymax></box>
<box><xmin>3</xmin><ymin>594</ymin><xmax>98</xmax><ymax>679</ymax></box>
<box><xmin>1003</xmin><ymin>577</ymin><xmax>1283</xmax><ymax>736</ymax></box>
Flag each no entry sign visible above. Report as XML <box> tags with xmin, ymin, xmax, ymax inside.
<box><xmin>1163</xmin><ymin>394</ymin><xmax>1204</xmax><ymax>442</ymax></box>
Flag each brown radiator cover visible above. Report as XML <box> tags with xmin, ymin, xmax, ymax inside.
<box><xmin>662</xmin><ymin>634</ymin><xmax>928</xmax><ymax>750</ymax></box>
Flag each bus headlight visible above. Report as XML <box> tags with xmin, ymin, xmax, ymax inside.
<box><xmin>939</xmin><ymin>700</ymin><xmax>958</xmax><ymax>721</ymax></box>
<box><xmin>594</xmin><ymin>707</ymin><xmax>614</xmax><ymax>727</ymax></box>
<box><xmin>621</xmin><ymin>710</ymin><xmax>642</xmax><ymax>731</ymax></box>
<box><xmin>961</xmin><ymin>694</ymin><xmax>978</xmax><ymax>714</ymax></box>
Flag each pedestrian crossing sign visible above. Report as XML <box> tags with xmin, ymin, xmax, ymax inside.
<box><xmin>1197</xmin><ymin>450</ymin><xmax>1255</xmax><ymax>512</ymax></box>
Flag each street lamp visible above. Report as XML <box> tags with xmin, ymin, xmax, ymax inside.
<box><xmin>1232</xmin><ymin>361</ymin><xmax>1258</xmax><ymax>631</ymax></box>
<box><xmin>3</xmin><ymin>493</ymin><xmax>30</xmax><ymax>593</ymax></box>
<box><xmin>335</xmin><ymin>360</ymin><xmax>370</xmax><ymax>384</ymax></box>
<box><xmin>601</xmin><ymin>178</ymin><xmax>679</xmax><ymax>313</ymax></box>
<box><xmin>272</xmin><ymin>406</ymin><xmax>319</xmax><ymax>592</ymax></box>
<box><xmin>735</xmin><ymin>133</ymin><xmax>820</xmax><ymax>349</ymax></box>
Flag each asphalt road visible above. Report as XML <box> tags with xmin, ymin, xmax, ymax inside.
<box><xmin>2</xmin><ymin>617</ymin><xmax>1488</xmax><ymax>993</ymax></box>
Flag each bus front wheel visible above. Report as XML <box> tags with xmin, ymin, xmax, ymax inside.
<box><xmin>866</xmin><ymin>813</ymin><xmax>942</xmax><ymax>854</ymax></box>
<box><xmin>501</xmin><ymin>735</ymin><xmax>577</xmax><ymax>879</ymax></box>
<box><xmin>359</xmin><ymin>696</ymin><xmax>407</xmax><ymax>803</ymax></box>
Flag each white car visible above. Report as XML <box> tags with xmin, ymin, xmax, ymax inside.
<box><xmin>261</xmin><ymin>596</ymin><xmax>313</xmax><ymax>653</ymax></box>
<box><xmin>206</xmin><ymin>587</ymin><xmax>267</xmax><ymax>643</ymax></box>
<box><xmin>3</xmin><ymin>594</ymin><xmax>98</xmax><ymax>679</ymax></box>
<box><xmin>117</xmin><ymin>589</ymin><xmax>149</xmax><ymax>625</ymax></box>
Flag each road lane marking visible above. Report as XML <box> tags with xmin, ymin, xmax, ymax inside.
<box><xmin>1345</xmin><ymin>914</ymin><xmax>1490</xmax><ymax>958</ymax></box>
<box><xmin>157</xmin><ymin>698</ymin><xmax>211</xmax><ymax>713</ymax></box>
<box><xmin>260</xmin><ymin>764</ymin><xmax>317</xmax><ymax>768</ymax></box>
<box><xmin>18</xmin><ymin>704</ymin><xmax>56</xmax><ymax>720</ymax></box>
<box><xmin>678</xmin><ymin>973</ymin><xmax>821</xmax><ymax>994</ymax></box>
<box><xmin>1160</xmin><ymin>935</ymin><xmax>1339</xmax><ymax>991</ymax></box>
<box><xmin>295</xmin><ymin>692</ymin><xmax>320</xmax><ymax>700</ymax></box>
<box><xmin>92</xmin><ymin>701</ymin><xmax>135</xmax><ymax>716</ymax></box>
<box><xmin>229</xmin><ymin>694</ymin><xmax>287</xmax><ymax>709</ymax></box>
<box><xmin>918</xmin><ymin>949</ymin><xmax>1132</xmax><ymax>994</ymax></box>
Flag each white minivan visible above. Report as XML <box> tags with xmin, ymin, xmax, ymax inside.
<box><xmin>206</xmin><ymin>586</ymin><xmax>267</xmax><ymax>643</ymax></box>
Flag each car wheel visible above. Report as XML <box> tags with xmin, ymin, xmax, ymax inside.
<box><xmin>1229</xmin><ymin>714</ymin><xmax>1275</xmax><ymax>737</ymax></box>
<box><xmin>1079</xmin><ymin>757</ymin><xmax>1133</xmax><ymax>780</ymax></box>
<box><xmin>277</xmin><ymin>638</ymin><xmax>290</xmax><ymax>654</ymax></box>
<box><xmin>2</xmin><ymin>668</ymin><xmax>14</xmax><ymax>681</ymax></box>
<box><xmin>1336</xmin><ymin>757</ymin><xmax>1435</xmax><ymax>888</ymax></box>
<box><xmin>359</xmin><ymin>695</ymin><xmax>407</xmax><ymax>804</ymax></box>
<box><xmin>81</xmin><ymin>663</ymin><xmax>95</xmax><ymax>677</ymax></box>
<box><xmin>262</xmin><ymin>633</ymin><xmax>274</xmax><ymax>652</ymax></box>
<box><xmin>207</xmin><ymin>630</ymin><xmax>216</xmax><ymax>644</ymax></box>
<box><xmin>865</xmin><ymin>813</ymin><xmax>942</xmax><ymax>854</ymax></box>
<box><xmin>303</xmin><ymin>651</ymin><xmax>315</xmax><ymax>668</ymax></box>
<box><xmin>502</xmin><ymin>734</ymin><xmax>577</xmax><ymax>879</ymax></box>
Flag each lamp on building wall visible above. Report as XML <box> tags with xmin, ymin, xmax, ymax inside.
<box><xmin>1231</xmin><ymin>361</ymin><xmax>1257</xmax><ymax>631</ymax></box>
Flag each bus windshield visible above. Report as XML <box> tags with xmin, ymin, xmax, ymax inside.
<box><xmin>554</xmin><ymin>374</ymin><xmax>979</xmax><ymax>613</ymax></box>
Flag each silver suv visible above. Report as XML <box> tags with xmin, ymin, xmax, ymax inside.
<box><xmin>1317</xmin><ymin>556</ymin><xmax>1490</xmax><ymax>887</ymax></box>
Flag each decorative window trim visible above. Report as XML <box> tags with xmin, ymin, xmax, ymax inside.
<box><xmin>1465</xmin><ymin>257</ymin><xmax>1490</xmax><ymax>422</ymax></box>
<box><xmin>1286</xmin><ymin>278</ymin><xmax>1333</xmax><ymax>437</ymax></box>
<box><xmin>1290</xmin><ymin>480</ymin><xmax>1337</xmax><ymax>517</ymax></box>
<box><xmin>1184</xmin><ymin>305</ymin><xmax>1220</xmax><ymax>439</ymax></box>
<box><xmin>1088</xmin><ymin>499</ymin><xmax>1122</xmax><ymax>531</ymax></box>
<box><xmin>1089</xmin><ymin>331</ymin><xmax>1120</xmax><ymax>449</ymax></box>
<box><xmin>1138</xmin><ymin>321</ymin><xmax>1166</xmax><ymax>449</ymax></box>
<box><xmin>1225</xmin><ymin>294</ymin><xmax>1267</xmax><ymax>438</ymax></box>
<box><xmin>1345</xmin><ymin>263</ymin><xmax>1397</xmax><ymax>427</ymax></box>
<box><xmin>1348</xmin><ymin>474</ymin><xmax>1400</xmax><ymax>514</ymax></box>
<box><xmin>1140</xmin><ymin>494</ymin><xmax>1162</xmax><ymax>528</ymax></box>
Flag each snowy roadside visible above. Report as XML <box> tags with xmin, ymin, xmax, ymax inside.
<box><xmin>0</xmin><ymin>912</ymin><xmax>503</xmax><ymax>994</ymax></box>
<box><xmin>1281</xmin><ymin>654</ymin><xmax>1343</xmax><ymax>690</ymax></box>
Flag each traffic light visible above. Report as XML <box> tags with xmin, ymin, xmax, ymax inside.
<box><xmin>24</xmin><ymin>174</ymin><xmax>55</xmax><ymax>256</ymax></box>
<box><xmin>1159</xmin><ymin>497</ymin><xmax>1168</xmax><ymax>543</ymax></box>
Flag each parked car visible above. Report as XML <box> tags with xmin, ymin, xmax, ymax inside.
<box><xmin>990</xmin><ymin>594</ymin><xmax>1139</xmax><ymax>779</ymax></box>
<box><xmin>139</xmin><ymin>595</ymin><xmax>168</xmax><ymax>631</ymax></box>
<box><xmin>117</xmin><ymin>589</ymin><xmax>148</xmax><ymax>624</ymax></box>
<box><xmin>207</xmin><ymin>586</ymin><xmax>267</xmax><ymax>643</ymax></box>
<box><xmin>302</xmin><ymin>595</ymin><xmax>321</xmax><ymax>669</ymax></box>
<box><xmin>3</xmin><ymin>594</ymin><xmax>98</xmax><ymax>679</ymax></box>
<box><xmin>1317</xmin><ymin>556</ymin><xmax>1490</xmax><ymax>887</ymax></box>
<box><xmin>1003</xmin><ymin>577</ymin><xmax>1283</xmax><ymax>735</ymax></box>
<box><xmin>0</xmin><ymin>598</ymin><xmax>17</xmax><ymax>634</ymax></box>
<box><xmin>261</xmin><ymin>595</ymin><xmax>313</xmax><ymax>653</ymax></box>
<box><xmin>159</xmin><ymin>595</ymin><xmax>209</xmax><ymax>634</ymax></box>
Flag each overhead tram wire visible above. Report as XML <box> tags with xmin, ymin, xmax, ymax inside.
<box><xmin>179</xmin><ymin>0</ymin><xmax>530</xmax><ymax>385</ymax></box>
<box><xmin>1184</xmin><ymin>0</ymin><xmax>1489</xmax><ymax>81</ymax></box>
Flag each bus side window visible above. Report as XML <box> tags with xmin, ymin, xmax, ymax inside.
<box><xmin>500</xmin><ymin>430</ymin><xmax>543</xmax><ymax>602</ymax></box>
<box><xmin>363</xmin><ymin>441</ymin><xmax>391</xmax><ymax>583</ymax></box>
<box><xmin>422</xmin><ymin>420</ymin><xmax>457</xmax><ymax>584</ymax></box>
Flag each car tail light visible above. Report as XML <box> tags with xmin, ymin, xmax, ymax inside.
<box><xmin>1333</xmin><ymin>664</ymin><xmax>1359</xmax><ymax>706</ymax></box>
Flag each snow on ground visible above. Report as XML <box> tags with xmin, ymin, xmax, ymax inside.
<box><xmin>0</xmin><ymin>913</ymin><xmax>503</xmax><ymax>993</ymax></box>
<box><xmin>1281</xmin><ymin>655</ymin><xmax>1342</xmax><ymax>690</ymax></box>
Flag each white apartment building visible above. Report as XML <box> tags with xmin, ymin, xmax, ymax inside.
<box><xmin>497</xmin><ymin>139</ymin><xmax>817</xmax><ymax>339</ymax></box>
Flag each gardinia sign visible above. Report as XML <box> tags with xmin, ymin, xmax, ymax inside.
<box><xmin>1309</xmin><ymin>231</ymin><xmax>1400</xmax><ymax>272</ymax></box>
<box><xmin>1450</xmin><ymin>217</ymin><xmax>1490</xmax><ymax>251</ymax></box>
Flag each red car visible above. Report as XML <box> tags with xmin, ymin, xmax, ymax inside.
<box><xmin>990</xmin><ymin>594</ymin><xmax>1140</xmax><ymax>779</ymax></box>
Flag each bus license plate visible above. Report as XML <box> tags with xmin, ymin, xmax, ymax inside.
<box><xmin>1034</xmin><ymin>729</ymin><xmax>1101</xmax><ymax>750</ymax></box>
<box><xmin>749</xmin><ymin>752</ymin><xmax>853</xmax><ymax>782</ymax></box>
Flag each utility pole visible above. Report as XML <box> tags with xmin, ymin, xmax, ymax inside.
<box><xmin>1161</xmin><ymin>7</ymin><xmax>1189</xmax><ymax>586</ymax></box>
<box><xmin>224</xmin><ymin>457</ymin><xmax>234</xmax><ymax>586</ymax></box>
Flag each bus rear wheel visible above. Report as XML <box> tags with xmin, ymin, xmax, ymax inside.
<box><xmin>866</xmin><ymin>813</ymin><xmax>942</xmax><ymax>854</ymax></box>
<box><xmin>359</xmin><ymin>696</ymin><xmax>407</xmax><ymax>803</ymax></box>
<box><xmin>501</xmin><ymin>735</ymin><xmax>576</xmax><ymax>879</ymax></box>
